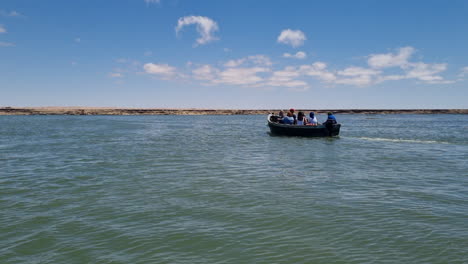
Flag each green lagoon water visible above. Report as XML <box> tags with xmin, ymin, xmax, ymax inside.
<box><xmin>1</xmin><ymin>114</ymin><xmax>467</xmax><ymax>263</ymax></box>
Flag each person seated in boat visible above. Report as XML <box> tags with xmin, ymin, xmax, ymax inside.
<box><xmin>277</xmin><ymin>110</ymin><xmax>285</xmax><ymax>123</ymax></box>
<box><xmin>296</xmin><ymin>111</ymin><xmax>307</xmax><ymax>125</ymax></box>
<box><xmin>270</xmin><ymin>110</ymin><xmax>285</xmax><ymax>123</ymax></box>
<box><xmin>307</xmin><ymin>111</ymin><xmax>318</xmax><ymax>126</ymax></box>
<box><xmin>278</xmin><ymin>110</ymin><xmax>284</xmax><ymax>118</ymax></box>
<box><xmin>282</xmin><ymin>112</ymin><xmax>294</xmax><ymax>124</ymax></box>
<box><xmin>323</xmin><ymin>112</ymin><xmax>337</xmax><ymax>125</ymax></box>
<box><xmin>289</xmin><ymin>108</ymin><xmax>297</xmax><ymax>121</ymax></box>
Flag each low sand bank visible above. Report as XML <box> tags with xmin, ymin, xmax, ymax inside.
<box><xmin>0</xmin><ymin>107</ymin><xmax>467</xmax><ymax>115</ymax></box>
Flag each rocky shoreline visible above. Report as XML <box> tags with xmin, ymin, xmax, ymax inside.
<box><xmin>0</xmin><ymin>107</ymin><xmax>467</xmax><ymax>115</ymax></box>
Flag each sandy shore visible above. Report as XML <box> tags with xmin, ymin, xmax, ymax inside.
<box><xmin>0</xmin><ymin>107</ymin><xmax>467</xmax><ymax>115</ymax></box>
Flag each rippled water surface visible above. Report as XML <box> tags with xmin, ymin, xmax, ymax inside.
<box><xmin>1</xmin><ymin>114</ymin><xmax>467</xmax><ymax>263</ymax></box>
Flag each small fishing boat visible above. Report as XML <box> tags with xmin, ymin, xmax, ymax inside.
<box><xmin>267</xmin><ymin>114</ymin><xmax>341</xmax><ymax>137</ymax></box>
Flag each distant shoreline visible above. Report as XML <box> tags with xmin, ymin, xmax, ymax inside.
<box><xmin>1</xmin><ymin>107</ymin><xmax>467</xmax><ymax>115</ymax></box>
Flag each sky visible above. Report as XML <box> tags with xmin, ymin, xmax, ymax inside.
<box><xmin>1</xmin><ymin>0</ymin><xmax>467</xmax><ymax>109</ymax></box>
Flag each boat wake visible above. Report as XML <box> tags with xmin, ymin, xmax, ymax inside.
<box><xmin>352</xmin><ymin>137</ymin><xmax>450</xmax><ymax>144</ymax></box>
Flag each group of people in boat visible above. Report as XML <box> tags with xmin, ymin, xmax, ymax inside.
<box><xmin>272</xmin><ymin>109</ymin><xmax>337</xmax><ymax>126</ymax></box>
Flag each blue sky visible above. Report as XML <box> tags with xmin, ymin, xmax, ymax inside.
<box><xmin>1</xmin><ymin>0</ymin><xmax>467</xmax><ymax>109</ymax></box>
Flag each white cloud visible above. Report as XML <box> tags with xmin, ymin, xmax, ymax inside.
<box><xmin>192</xmin><ymin>65</ymin><xmax>219</xmax><ymax>81</ymax></box>
<box><xmin>190</xmin><ymin>55</ymin><xmax>274</xmax><ymax>87</ymax></box>
<box><xmin>224</xmin><ymin>55</ymin><xmax>272</xmax><ymax>67</ymax></box>
<box><xmin>277</xmin><ymin>29</ymin><xmax>306</xmax><ymax>48</ymax></box>
<box><xmin>405</xmin><ymin>62</ymin><xmax>447</xmax><ymax>82</ymax></box>
<box><xmin>175</xmin><ymin>16</ymin><xmax>219</xmax><ymax>46</ymax></box>
<box><xmin>191</xmin><ymin>63</ymin><xmax>270</xmax><ymax>86</ymax></box>
<box><xmin>223</xmin><ymin>48</ymin><xmax>231</xmax><ymax>52</ymax></box>
<box><xmin>365</xmin><ymin>47</ymin><xmax>453</xmax><ymax>84</ymax></box>
<box><xmin>333</xmin><ymin>66</ymin><xmax>382</xmax><ymax>86</ymax></box>
<box><xmin>283</xmin><ymin>51</ymin><xmax>307</xmax><ymax>59</ymax></box>
<box><xmin>335</xmin><ymin>75</ymin><xmax>374</xmax><ymax>86</ymax></box>
<box><xmin>266</xmin><ymin>66</ymin><xmax>308</xmax><ymax>89</ymax></box>
<box><xmin>337</xmin><ymin>66</ymin><xmax>381</xmax><ymax>76</ymax></box>
<box><xmin>0</xmin><ymin>25</ymin><xmax>6</xmax><ymax>34</ymax></box>
<box><xmin>334</xmin><ymin>62</ymin><xmax>449</xmax><ymax>86</ymax></box>
<box><xmin>270</xmin><ymin>67</ymin><xmax>300</xmax><ymax>80</ymax></box>
<box><xmin>224</xmin><ymin>58</ymin><xmax>246</xmax><ymax>68</ymax></box>
<box><xmin>138</xmin><ymin>46</ymin><xmax>454</xmax><ymax>90</ymax></box>
<box><xmin>143</xmin><ymin>63</ymin><xmax>177</xmax><ymax>79</ymax></box>
<box><xmin>0</xmin><ymin>41</ymin><xmax>14</xmax><ymax>47</ymax></box>
<box><xmin>193</xmin><ymin>47</ymin><xmax>453</xmax><ymax>88</ymax></box>
<box><xmin>74</xmin><ymin>37</ymin><xmax>81</xmax><ymax>43</ymax></box>
<box><xmin>248</xmin><ymin>55</ymin><xmax>272</xmax><ymax>66</ymax></box>
<box><xmin>109</xmin><ymin>73</ymin><xmax>123</xmax><ymax>78</ymax></box>
<box><xmin>299</xmin><ymin>62</ymin><xmax>337</xmax><ymax>82</ymax></box>
<box><xmin>213</xmin><ymin>67</ymin><xmax>270</xmax><ymax>86</ymax></box>
<box><xmin>368</xmin><ymin>46</ymin><xmax>415</xmax><ymax>69</ymax></box>
<box><xmin>375</xmin><ymin>74</ymin><xmax>407</xmax><ymax>83</ymax></box>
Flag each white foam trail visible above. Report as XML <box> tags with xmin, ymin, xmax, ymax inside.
<box><xmin>353</xmin><ymin>137</ymin><xmax>449</xmax><ymax>144</ymax></box>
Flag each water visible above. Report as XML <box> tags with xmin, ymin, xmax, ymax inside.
<box><xmin>1</xmin><ymin>114</ymin><xmax>467</xmax><ymax>264</ymax></box>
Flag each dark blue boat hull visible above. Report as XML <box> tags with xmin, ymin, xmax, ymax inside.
<box><xmin>268</xmin><ymin>119</ymin><xmax>340</xmax><ymax>137</ymax></box>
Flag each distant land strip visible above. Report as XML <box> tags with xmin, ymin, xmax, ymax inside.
<box><xmin>0</xmin><ymin>107</ymin><xmax>467</xmax><ymax>115</ymax></box>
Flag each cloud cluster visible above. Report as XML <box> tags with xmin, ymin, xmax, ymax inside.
<box><xmin>283</xmin><ymin>51</ymin><xmax>307</xmax><ymax>59</ymax></box>
<box><xmin>265</xmin><ymin>66</ymin><xmax>307</xmax><ymax>89</ymax></box>
<box><xmin>368</xmin><ymin>46</ymin><xmax>414</xmax><ymax>68</ymax></box>
<box><xmin>224</xmin><ymin>55</ymin><xmax>272</xmax><ymax>67</ymax></box>
<box><xmin>190</xmin><ymin>63</ymin><xmax>270</xmax><ymax>86</ymax></box>
<box><xmin>190</xmin><ymin>59</ymin><xmax>333</xmax><ymax>89</ymax></box>
<box><xmin>143</xmin><ymin>63</ymin><xmax>177</xmax><ymax>79</ymax></box>
<box><xmin>277</xmin><ymin>29</ymin><xmax>306</xmax><ymax>48</ymax></box>
<box><xmin>213</xmin><ymin>67</ymin><xmax>270</xmax><ymax>86</ymax></box>
<box><xmin>0</xmin><ymin>25</ymin><xmax>6</xmax><ymax>34</ymax></box>
<box><xmin>139</xmin><ymin>46</ymin><xmax>456</xmax><ymax>90</ymax></box>
<box><xmin>176</xmin><ymin>16</ymin><xmax>219</xmax><ymax>46</ymax></box>
<box><xmin>366</xmin><ymin>47</ymin><xmax>451</xmax><ymax>84</ymax></box>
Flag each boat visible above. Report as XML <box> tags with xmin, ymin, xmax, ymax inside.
<box><xmin>267</xmin><ymin>114</ymin><xmax>341</xmax><ymax>137</ymax></box>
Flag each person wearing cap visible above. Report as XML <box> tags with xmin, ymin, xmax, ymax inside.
<box><xmin>288</xmin><ymin>108</ymin><xmax>297</xmax><ymax>124</ymax></box>
<box><xmin>307</xmin><ymin>112</ymin><xmax>318</xmax><ymax>126</ymax></box>
<box><xmin>323</xmin><ymin>112</ymin><xmax>337</xmax><ymax>125</ymax></box>
<box><xmin>323</xmin><ymin>112</ymin><xmax>337</xmax><ymax>136</ymax></box>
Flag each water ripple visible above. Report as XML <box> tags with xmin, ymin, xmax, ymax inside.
<box><xmin>1</xmin><ymin>115</ymin><xmax>467</xmax><ymax>263</ymax></box>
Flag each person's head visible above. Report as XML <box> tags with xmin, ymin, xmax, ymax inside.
<box><xmin>328</xmin><ymin>112</ymin><xmax>333</xmax><ymax>116</ymax></box>
<box><xmin>287</xmin><ymin>112</ymin><xmax>292</xmax><ymax>117</ymax></box>
<box><xmin>309</xmin><ymin>112</ymin><xmax>315</xmax><ymax>118</ymax></box>
<box><xmin>289</xmin><ymin>108</ymin><xmax>295</xmax><ymax>113</ymax></box>
<box><xmin>278</xmin><ymin>110</ymin><xmax>284</xmax><ymax>117</ymax></box>
<box><xmin>297</xmin><ymin>112</ymin><xmax>303</xmax><ymax>120</ymax></box>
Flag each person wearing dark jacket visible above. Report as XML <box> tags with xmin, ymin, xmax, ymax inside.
<box><xmin>323</xmin><ymin>112</ymin><xmax>337</xmax><ymax>136</ymax></box>
<box><xmin>324</xmin><ymin>112</ymin><xmax>337</xmax><ymax>125</ymax></box>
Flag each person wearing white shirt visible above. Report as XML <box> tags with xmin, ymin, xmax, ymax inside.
<box><xmin>307</xmin><ymin>112</ymin><xmax>318</xmax><ymax>126</ymax></box>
